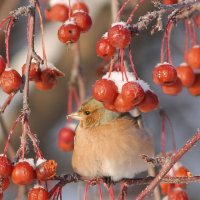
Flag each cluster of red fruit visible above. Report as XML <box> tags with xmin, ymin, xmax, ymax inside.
<box><xmin>152</xmin><ymin>45</ymin><xmax>200</xmax><ymax>96</ymax></box>
<box><xmin>45</xmin><ymin>0</ymin><xmax>92</xmax><ymax>44</ymax></box>
<box><xmin>58</xmin><ymin>126</ymin><xmax>75</xmax><ymax>152</ymax></box>
<box><xmin>93</xmin><ymin>71</ymin><xmax>159</xmax><ymax>113</ymax></box>
<box><xmin>0</xmin><ymin>155</ymin><xmax>57</xmax><ymax>199</ymax></box>
<box><xmin>0</xmin><ymin>55</ymin><xmax>64</xmax><ymax>94</ymax></box>
<box><xmin>160</xmin><ymin>163</ymin><xmax>190</xmax><ymax>200</ymax></box>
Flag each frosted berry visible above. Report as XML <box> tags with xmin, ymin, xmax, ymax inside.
<box><xmin>0</xmin><ymin>69</ymin><xmax>22</xmax><ymax>94</ymax></box>
<box><xmin>36</xmin><ymin>160</ymin><xmax>57</xmax><ymax>181</ymax></box>
<box><xmin>163</xmin><ymin>0</ymin><xmax>177</xmax><ymax>5</ymax></box>
<box><xmin>28</xmin><ymin>186</ymin><xmax>49</xmax><ymax>200</ymax></box>
<box><xmin>162</xmin><ymin>78</ymin><xmax>182</xmax><ymax>95</ymax></box>
<box><xmin>12</xmin><ymin>161</ymin><xmax>35</xmax><ymax>185</ymax></box>
<box><xmin>138</xmin><ymin>90</ymin><xmax>159</xmax><ymax>113</ymax></box>
<box><xmin>0</xmin><ymin>156</ymin><xmax>12</xmax><ymax>178</ymax></box>
<box><xmin>114</xmin><ymin>94</ymin><xmax>135</xmax><ymax>112</ymax></box>
<box><xmin>152</xmin><ymin>63</ymin><xmax>177</xmax><ymax>85</ymax></box>
<box><xmin>121</xmin><ymin>82</ymin><xmax>145</xmax><ymax>105</ymax></box>
<box><xmin>93</xmin><ymin>79</ymin><xmax>118</xmax><ymax>103</ymax></box>
<box><xmin>187</xmin><ymin>45</ymin><xmax>200</xmax><ymax>69</ymax></box>
<box><xmin>96</xmin><ymin>37</ymin><xmax>116</xmax><ymax>59</ymax></box>
<box><xmin>22</xmin><ymin>63</ymin><xmax>41</xmax><ymax>81</ymax></box>
<box><xmin>72</xmin><ymin>2</ymin><xmax>89</xmax><ymax>13</ymax></box>
<box><xmin>188</xmin><ymin>74</ymin><xmax>200</xmax><ymax>96</ymax></box>
<box><xmin>108</xmin><ymin>24</ymin><xmax>131</xmax><ymax>49</ymax></box>
<box><xmin>72</xmin><ymin>11</ymin><xmax>92</xmax><ymax>32</ymax></box>
<box><xmin>168</xmin><ymin>189</ymin><xmax>188</xmax><ymax>200</ymax></box>
<box><xmin>45</xmin><ymin>4</ymin><xmax>69</xmax><ymax>22</ymax></box>
<box><xmin>0</xmin><ymin>177</ymin><xmax>10</xmax><ymax>192</ymax></box>
<box><xmin>0</xmin><ymin>56</ymin><xmax>6</xmax><ymax>75</ymax></box>
<box><xmin>176</xmin><ymin>63</ymin><xmax>195</xmax><ymax>87</ymax></box>
<box><xmin>58</xmin><ymin>22</ymin><xmax>80</xmax><ymax>44</ymax></box>
<box><xmin>58</xmin><ymin>127</ymin><xmax>75</xmax><ymax>152</ymax></box>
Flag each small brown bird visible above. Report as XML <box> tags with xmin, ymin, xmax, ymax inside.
<box><xmin>68</xmin><ymin>98</ymin><xmax>154</xmax><ymax>181</ymax></box>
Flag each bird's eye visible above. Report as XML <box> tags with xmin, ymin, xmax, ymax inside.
<box><xmin>84</xmin><ymin>111</ymin><xmax>91</xmax><ymax>115</ymax></box>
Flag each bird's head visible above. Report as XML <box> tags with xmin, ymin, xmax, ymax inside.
<box><xmin>67</xmin><ymin>98</ymin><xmax>119</xmax><ymax>128</ymax></box>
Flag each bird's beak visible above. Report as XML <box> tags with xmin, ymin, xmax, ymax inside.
<box><xmin>67</xmin><ymin>112</ymin><xmax>82</xmax><ymax>120</ymax></box>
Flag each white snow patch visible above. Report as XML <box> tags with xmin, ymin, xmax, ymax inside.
<box><xmin>136</xmin><ymin>79</ymin><xmax>150</xmax><ymax>92</ymax></box>
<box><xmin>66</xmin><ymin>123</ymin><xmax>77</xmax><ymax>130</ymax></box>
<box><xmin>102</xmin><ymin>32</ymin><xmax>108</xmax><ymax>38</ymax></box>
<box><xmin>17</xmin><ymin>158</ymin><xmax>35</xmax><ymax>168</ymax></box>
<box><xmin>36</xmin><ymin>158</ymin><xmax>47</xmax><ymax>167</ymax></box>
<box><xmin>111</xmin><ymin>21</ymin><xmax>130</xmax><ymax>29</ymax></box>
<box><xmin>33</xmin><ymin>184</ymin><xmax>46</xmax><ymax>189</ymax></box>
<box><xmin>63</xmin><ymin>18</ymin><xmax>76</xmax><ymax>26</ymax></box>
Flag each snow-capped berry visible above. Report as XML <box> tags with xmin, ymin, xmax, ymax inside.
<box><xmin>0</xmin><ymin>177</ymin><xmax>10</xmax><ymax>192</ymax></box>
<box><xmin>28</xmin><ymin>186</ymin><xmax>49</xmax><ymax>200</ymax></box>
<box><xmin>176</xmin><ymin>63</ymin><xmax>195</xmax><ymax>87</ymax></box>
<box><xmin>93</xmin><ymin>79</ymin><xmax>118</xmax><ymax>103</ymax></box>
<box><xmin>72</xmin><ymin>11</ymin><xmax>92</xmax><ymax>32</ymax></box>
<box><xmin>72</xmin><ymin>2</ymin><xmax>89</xmax><ymax>13</ymax></box>
<box><xmin>58</xmin><ymin>127</ymin><xmax>75</xmax><ymax>152</ymax></box>
<box><xmin>0</xmin><ymin>156</ymin><xmax>12</xmax><ymax>178</ymax></box>
<box><xmin>36</xmin><ymin>160</ymin><xmax>57</xmax><ymax>181</ymax></box>
<box><xmin>186</xmin><ymin>45</ymin><xmax>200</xmax><ymax>69</ymax></box>
<box><xmin>152</xmin><ymin>63</ymin><xmax>177</xmax><ymax>85</ymax></box>
<box><xmin>168</xmin><ymin>189</ymin><xmax>188</xmax><ymax>200</ymax></box>
<box><xmin>22</xmin><ymin>63</ymin><xmax>41</xmax><ymax>81</ymax></box>
<box><xmin>114</xmin><ymin>94</ymin><xmax>135</xmax><ymax>112</ymax></box>
<box><xmin>162</xmin><ymin>78</ymin><xmax>182</xmax><ymax>96</ymax></box>
<box><xmin>108</xmin><ymin>23</ymin><xmax>131</xmax><ymax>49</ymax></box>
<box><xmin>188</xmin><ymin>74</ymin><xmax>200</xmax><ymax>96</ymax></box>
<box><xmin>163</xmin><ymin>0</ymin><xmax>177</xmax><ymax>5</ymax></box>
<box><xmin>121</xmin><ymin>82</ymin><xmax>145</xmax><ymax>105</ymax></box>
<box><xmin>0</xmin><ymin>69</ymin><xmax>22</xmax><ymax>94</ymax></box>
<box><xmin>0</xmin><ymin>56</ymin><xmax>6</xmax><ymax>75</ymax></box>
<box><xmin>12</xmin><ymin>161</ymin><xmax>35</xmax><ymax>185</ymax></box>
<box><xmin>138</xmin><ymin>90</ymin><xmax>159</xmax><ymax>113</ymax></box>
<box><xmin>58</xmin><ymin>22</ymin><xmax>81</xmax><ymax>44</ymax></box>
<box><xmin>96</xmin><ymin>37</ymin><xmax>116</xmax><ymax>59</ymax></box>
<box><xmin>45</xmin><ymin>4</ymin><xmax>69</xmax><ymax>22</ymax></box>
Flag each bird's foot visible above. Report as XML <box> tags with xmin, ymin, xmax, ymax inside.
<box><xmin>118</xmin><ymin>183</ymin><xmax>128</xmax><ymax>200</ymax></box>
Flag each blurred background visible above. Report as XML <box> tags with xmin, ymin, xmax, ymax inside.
<box><xmin>0</xmin><ymin>0</ymin><xmax>200</xmax><ymax>199</ymax></box>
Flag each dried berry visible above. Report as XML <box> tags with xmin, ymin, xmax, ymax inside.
<box><xmin>22</xmin><ymin>63</ymin><xmax>41</xmax><ymax>81</ymax></box>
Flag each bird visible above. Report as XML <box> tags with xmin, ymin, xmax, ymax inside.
<box><xmin>68</xmin><ymin>97</ymin><xmax>154</xmax><ymax>181</ymax></box>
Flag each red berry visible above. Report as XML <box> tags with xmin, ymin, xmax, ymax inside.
<box><xmin>163</xmin><ymin>0</ymin><xmax>177</xmax><ymax>5</ymax></box>
<box><xmin>103</xmin><ymin>102</ymin><xmax>117</xmax><ymax>112</ymax></box>
<box><xmin>0</xmin><ymin>156</ymin><xmax>12</xmax><ymax>178</ymax></box>
<box><xmin>12</xmin><ymin>161</ymin><xmax>35</xmax><ymax>185</ymax></box>
<box><xmin>36</xmin><ymin>160</ymin><xmax>57</xmax><ymax>181</ymax></box>
<box><xmin>176</xmin><ymin>63</ymin><xmax>195</xmax><ymax>87</ymax></box>
<box><xmin>188</xmin><ymin>74</ymin><xmax>200</xmax><ymax>96</ymax></box>
<box><xmin>58</xmin><ymin>22</ymin><xmax>80</xmax><ymax>44</ymax></box>
<box><xmin>28</xmin><ymin>186</ymin><xmax>49</xmax><ymax>200</ymax></box>
<box><xmin>92</xmin><ymin>79</ymin><xmax>118</xmax><ymax>103</ymax></box>
<box><xmin>0</xmin><ymin>177</ymin><xmax>10</xmax><ymax>192</ymax></box>
<box><xmin>186</xmin><ymin>45</ymin><xmax>200</xmax><ymax>69</ymax></box>
<box><xmin>0</xmin><ymin>193</ymin><xmax>3</xmax><ymax>199</ymax></box>
<box><xmin>114</xmin><ymin>94</ymin><xmax>135</xmax><ymax>112</ymax></box>
<box><xmin>162</xmin><ymin>78</ymin><xmax>182</xmax><ymax>95</ymax></box>
<box><xmin>0</xmin><ymin>69</ymin><xmax>22</xmax><ymax>94</ymax></box>
<box><xmin>160</xmin><ymin>182</ymin><xmax>175</xmax><ymax>195</ymax></box>
<box><xmin>0</xmin><ymin>56</ymin><xmax>6</xmax><ymax>75</ymax></box>
<box><xmin>72</xmin><ymin>11</ymin><xmax>92</xmax><ymax>32</ymax></box>
<box><xmin>108</xmin><ymin>24</ymin><xmax>131</xmax><ymax>49</ymax></box>
<box><xmin>174</xmin><ymin>166</ymin><xmax>190</xmax><ymax>189</ymax></box>
<box><xmin>96</xmin><ymin>37</ymin><xmax>116</xmax><ymax>59</ymax></box>
<box><xmin>45</xmin><ymin>4</ymin><xmax>69</xmax><ymax>22</ymax></box>
<box><xmin>138</xmin><ymin>90</ymin><xmax>159</xmax><ymax>113</ymax></box>
<box><xmin>58</xmin><ymin>127</ymin><xmax>75</xmax><ymax>152</ymax></box>
<box><xmin>152</xmin><ymin>63</ymin><xmax>177</xmax><ymax>85</ymax></box>
<box><xmin>168</xmin><ymin>189</ymin><xmax>188</xmax><ymax>200</ymax></box>
<box><xmin>72</xmin><ymin>2</ymin><xmax>89</xmax><ymax>13</ymax></box>
<box><xmin>22</xmin><ymin>63</ymin><xmax>41</xmax><ymax>81</ymax></box>
<box><xmin>121</xmin><ymin>82</ymin><xmax>145</xmax><ymax>105</ymax></box>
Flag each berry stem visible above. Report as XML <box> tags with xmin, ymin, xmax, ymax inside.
<box><xmin>67</xmin><ymin>86</ymin><xmax>73</xmax><ymax>124</ymax></box>
<box><xmin>111</xmin><ymin>0</ymin><xmax>119</xmax><ymax>22</ymax></box>
<box><xmin>191</xmin><ymin>19</ymin><xmax>198</xmax><ymax>46</ymax></box>
<box><xmin>0</xmin><ymin>92</ymin><xmax>16</xmax><ymax>113</ymax></box>
<box><xmin>21</xmin><ymin>119</ymin><xmax>27</xmax><ymax>160</ymax></box>
<box><xmin>128</xmin><ymin>45</ymin><xmax>139</xmax><ymax>80</ymax></box>
<box><xmin>184</xmin><ymin>20</ymin><xmax>189</xmax><ymax>62</ymax></box>
<box><xmin>115</xmin><ymin>0</ymin><xmax>131</xmax><ymax>22</ymax></box>
<box><xmin>108</xmin><ymin>57</ymin><xmax>114</xmax><ymax>78</ymax></box>
<box><xmin>126</xmin><ymin>0</ymin><xmax>146</xmax><ymax>24</ymax></box>
<box><xmin>36</xmin><ymin>3</ymin><xmax>48</xmax><ymax>68</ymax></box>
<box><xmin>68</xmin><ymin>0</ymin><xmax>71</xmax><ymax>19</ymax></box>
<box><xmin>84</xmin><ymin>182</ymin><xmax>90</xmax><ymax>200</ymax></box>
<box><xmin>72</xmin><ymin>86</ymin><xmax>80</xmax><ymax>107</ymax></box>
<box><xmin>0</xmin><ymin>16</ymin><xmax>12</xmax><ymax>30</ymax></box>
<box><xmin>161</xmin><ymin>113</ymin><xmax>166</xmax><ymax>154</ymax></box>
<box><xmin>97</xmin><ymin>182</ymin><xmax>103</xmax><ymax>200</ymax></box>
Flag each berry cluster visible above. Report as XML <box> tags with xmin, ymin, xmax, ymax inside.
<box><xmin>93</xmin><ymin>71</ymin><xmax>159</xmax><ymax>113</ymax></box>
<box><xmin>152</xmin><ymin>18</ymin><xmax>200</xmax><ymax>96</ymax></box>
<box><xmin>45</xmin><ymin>0</ymin><xmax>92</xmax><ymax>44</ymax></box>
<box><xmin>160</xmin><ymin>163</ymin><xmax>190</xmax><ymax>200</ymax></box>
